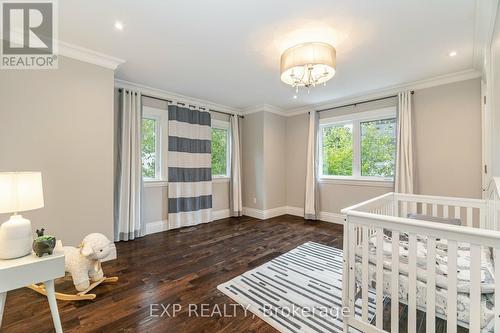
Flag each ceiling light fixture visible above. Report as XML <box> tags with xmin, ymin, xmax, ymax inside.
<box><xmin>114</xmin><ymin>21</ymin><xmax>124</xmax><ymax>31</ymax></box>
<box><xmin>280</xmin><ymin>42</ymin><xmax>336</xmax><ymax>93</ymax></box>
<box><xmin>449</xmin><ymin>51</ymin><xmax>457</xmax><ymax>57</ymax></box>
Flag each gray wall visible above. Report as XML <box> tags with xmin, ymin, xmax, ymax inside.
<box><xmin>242</xmin><ymin>112</ymin><xmax>265</xmax><ymax>209</ymax></box>
<box><xmin>263</xmin><ymin>112</ymin><xmax>287</xmax><ymax>209</ymax></box>
<box><xmin>285</xmin><ymin>78</ymin><xmax>483</xmax><ymax>215</ymax></box>
<box><xmin>413</xmin><ymin>79</ymin><xmax>482</xmax><ymax>198</ymax></box>
<box><xmin>0</xmin><ymin>57</ymin><xmax>115</xmax><ymax>246</ymax></box>
<box><xmin>241</xmin><ymin>111</ymin><xmax>287</xmax><ymax>210</ymax></box>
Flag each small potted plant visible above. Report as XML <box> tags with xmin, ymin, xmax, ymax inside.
<box><xmin>32</xmin><ymin>228</ymin><xmax>56</xmax><ymax>257</ymax></box>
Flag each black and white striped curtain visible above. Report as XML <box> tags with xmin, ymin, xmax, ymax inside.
<box><xmin>168</xmin><ymin>105</ymin><xmax>213</xmax><ymax>228</ymax></box>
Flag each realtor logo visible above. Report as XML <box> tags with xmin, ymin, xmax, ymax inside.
<box><xmin>1</xmin><ymin>0</ymin><xmax>58</xmax><ymax>69</ymax></box>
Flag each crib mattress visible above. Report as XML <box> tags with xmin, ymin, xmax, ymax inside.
<box><xmin>354</xmin><ymin>233</ymin><xmax>495</xmax><ymax>331</ymax></box>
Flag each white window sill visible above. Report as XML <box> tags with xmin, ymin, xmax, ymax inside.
<box><xmin>213</xmin><ymin>177</ymin><xmax>230</xmax><ymax>183</ymax></box>
<box><xmin>319</xmin><ymin>177</ymin><xmax>394</xmax><ymax>188</ymax></box>
<box><xmin>144</xmin><ymin>180</ymin><xmax>168</xmax><ymax>188</ymax></box>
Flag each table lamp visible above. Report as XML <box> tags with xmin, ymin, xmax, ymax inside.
<box><xmin>0</xmin><ymin>172</ymin><xmax>44</xmax><ymax>259</ymax></box>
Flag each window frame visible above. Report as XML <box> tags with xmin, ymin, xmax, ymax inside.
<box><xmin>142</xmin><ymin>106</ymin><xmax>168</xmax><ymax>184</ymax></box>
<box><xmin>211</xmin><ymin>119</ymin><xmax>231</xmax><ymax>180</ymax></box>
<box><xmin>319</xmin><ymin>106</ymin><xmax>397</xmax><ymax>184</ymax></box>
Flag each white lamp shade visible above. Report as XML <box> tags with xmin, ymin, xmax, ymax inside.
<box><xmin>280</xmin><ymin>42</ymin><xmax>336</xmax><ymax>86</ymax></box>
<box><xmin>0</xmin><ymin>172</ymin><xmax>44</xmax><ymax>214</ymax></box>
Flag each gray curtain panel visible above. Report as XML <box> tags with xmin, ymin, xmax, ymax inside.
<box><xmin>230</xmin><ymin>116</ymin><xmax>243</xmax><ymax>217</ymax></box>
<box><xmin>168</xmin><ymin>105</ymin><xmax>213</xmax><ymax>228</ymax></box>
<box><xmin>115</xmin><ymin>89</ymin><xmax>143</xmax><ymax>241</ymax></box>
<box><xmin>304</xmin><ymin>111</ymin><xmax>319</xmax><ymax>220</ymax></box>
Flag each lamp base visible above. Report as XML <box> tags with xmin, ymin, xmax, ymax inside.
<box><xmin>0</xmin><ymin>215</ymin><xmax>33</xmax><ymax>259</ymax></box>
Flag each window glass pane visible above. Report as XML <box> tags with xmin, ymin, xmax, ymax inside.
<box><xmin>141</xmin><ymin>118</ymin><xmax>157</xmax><ymax>179</ymax></box>
<box><xmin>360</xmin><ymin>118</ymin><xmax>396</xmax><ymax>178</ymax></box>
<box><xmin>322</xmin><ymin>123</ymin><xmax>353</xmax><ymax>176</ymax></box>
<box><xmin>212</xmin><ymin>128</ymin><xmax>228</xmax><ymax>176</ymax></box>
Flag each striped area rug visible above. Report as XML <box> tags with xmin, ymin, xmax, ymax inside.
<box><xmin>217</xmin><ymin>242</ymin><xmax>376</xmax><ymax>333</ymax></box>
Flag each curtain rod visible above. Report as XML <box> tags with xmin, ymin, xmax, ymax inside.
<box><xmin>316</xmin><ymin>90</ymin><xmax>414</xmax><ymax>113</ymax></box>
<box><xmin>118</xmin><ymin>89</ymin><xmax>244</xmax><ymax>118</ymax></box>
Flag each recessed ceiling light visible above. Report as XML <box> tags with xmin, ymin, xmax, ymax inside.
<box><xmin>114</xmin><ymin>21</ymin><xmax>124</xmax><ymax>31</ymax></box>
<box><xmin>449</xmin><ymin>51</ymin><xmax>457</xmax><ymax>57</ymax></box>
<box><xmin>293</xmin><ymin>95</ymin><xmax>298</xmax><ymax>99</ymax></box>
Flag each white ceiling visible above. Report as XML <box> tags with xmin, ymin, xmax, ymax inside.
<box><xmin>60</xmin><ymin>0</ymin><xmax>477</xmax><ymax>111</ymax></box>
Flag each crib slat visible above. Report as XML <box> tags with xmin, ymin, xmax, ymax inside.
<box><xmin>480</xmin><ymin>208</ymin><xmax>486</xmax><ymax>229</ymax></box>
<box><xmin>342</xmin><ymin>218</ymin><xmax>350</xmax><ymax>333</ymax></box>
<box><xmin>495</xmin><ymin>247</ymin><xmax>500</xmax><ymax>332</ymax></box>
<box><xmin>447</xmin><ymin>240</ymin><xmax>457</xmax><ymax>333</ymax></box>
<box><xmin>402</xmin><ymin>201</ymin><xmax>408</xmax><ymax>218</ymax></box>
<box><xmin>432</xmin><ymin>203</ymin><xmax>438</xmax><ymax>217</ymax></box>
<box><xmin>469</xmin><ymin>244</ymin><xmax>481</xmax><ymax>333</ymax></box>
<box><xmin>410</xmin><ymin>202</ymin><xmax>417</xmax><ymax>214</ymax></box>
<box><xmin>443</xmin><ymin>205</ymin><xmax>449</xmax><ymax>218</ymax></box>
<box><xmin>454</xmin><ymin>206</ymin><xmax>460</xmax><ymax>220</ymax></box>
<box><xmin>422</xmin><ymin>203</ymin><xmax>427</xmax><ymax>215</ymax></box>
<box><xmin>391</xmin><ymin>230</ymin><xmax>399</xmax><ymax>333</ymax></box>
<box><xmin>467</xmin><ymin>207</ymin><xmax>473</xmax><ymax>227</ymax></box>
<box><xmin>375</xmin><ymin>228</ymin><xmax>384</xmax><ymax>330</ymax></box>
<box><xmin>408</xmin><ymin>233</ymin><xmax>417</xmax><ymax>332</ymax></box>
<box><xmin>426</xmin><ymin>236</ymin><xmax>436</xmax><ymax>333</ymax></box>
<box><xmin>348</xmin><ymin>224</ymin><xmax>356</xmax><ymax>313</ymax></box>
<box><xmin>361</xmin><ymin>227</ymin><xmax>369</xmax><ymax>322</ymax></box>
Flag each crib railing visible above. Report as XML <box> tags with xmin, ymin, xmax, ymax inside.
<box><xmin>341</xmin><ymin>191</ymin><xmax>500</xmax><ymax>333</ymax></box>
<box><xmin>486</xmin><ymin>177</ymin><xmax>500</xmax><ymax>231</ymax></box>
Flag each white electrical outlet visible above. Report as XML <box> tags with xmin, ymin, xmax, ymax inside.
<box><xmin>253</xmin><ymin>197</ymin><xmax>257</xmax><ymax>204</ymax></box>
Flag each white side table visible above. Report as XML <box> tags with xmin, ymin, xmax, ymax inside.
<box><xmin>0</xmin><ymin>251</ymin><xmax>65</xmax><ymax>333</ymax></box>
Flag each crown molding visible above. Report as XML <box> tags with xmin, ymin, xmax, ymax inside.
<box><xmin>242</xmin><ymin>103</ymin><xmax>288</xmax><ymax>117</ymax></box>
<box><xmin>0</xmin><ymin>32</ymin><xmax>125</xmax><ymax>70</ymax></box>
<box><xmin>58</xmin><ymin>41</ymin><xmax>125</xmax><ymax>70</ymax></box>
<box><xmin>472</xmin><ymin>0</ymin><xmax>499</xmax><ymax>70</ymax></box>
<box><xmin>115</xmin><ymin>79</ymin><xmax>243</xmax><ymax>115</ymax></box>
<box><xmin>285</xmin><ymin>69</ymin><xmax>482</xmax><ymax>116</ymax></box>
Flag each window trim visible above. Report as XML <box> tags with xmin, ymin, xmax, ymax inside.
<box><xmin>211</xmin><ymin>119</ymin><xmax>231</xmax><ymax>179</ymax></box>
<box><xmin>142</xmin><ymin>106</ymin><xmax>169</xmax><ymax>183</ymax></box>
<box><xmin>319</xmin><ymin>106</ymin><xmax>397</xmax><ymax>182</ymax></box>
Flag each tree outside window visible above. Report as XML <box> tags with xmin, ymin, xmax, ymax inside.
<box><xmin>320</xmin><ymin>111</ymin><xmax>396</xmax><ymax>179</ymax></box>
<box><xmin>141</xmin><ymin>118</ymin><xmax>157</xmax><ymax>179</ymax></box>
<box><xmin>211</xmin><ymin>127</ymin><xmax>228</xmax><ymax>176</ymax></box>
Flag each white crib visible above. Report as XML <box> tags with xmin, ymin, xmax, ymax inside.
<box><xmin>341</xmin><ymin>179</ymin><xmax>500</xmax><ymax>333</ymax></box>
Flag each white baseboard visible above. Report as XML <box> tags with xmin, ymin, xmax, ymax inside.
<box><xmin>213</xmin><ymin>208</ymin><xmax>231</xmax><ymax>221</ymax></box>
<box><xmin>243</xmin><ymin>206</ymin><xmax>288</xmax><ymax>220</ymax></box>
<box><xmin>285</xmin><ymin>206</ymin><xmax>304</xmax><ymax>217</ymax></box>
<box><xmin>263</xmin><ymin>206</ymin><xmax>287</xmax><ymax>219</ymax></box>
<box><xmin>242</xmin><ymin>207</ymin><xmax>265</xmax><ymax>219</ymax></box>
<box><xmin>144</xmin><ymin>209</ymin><xmax>231</xmax><ymax>236</ymax></box>
<box><xmin>261</xmin><ymin>205</ymin><xmax>345</xmax><ymax>225</ymax></box>
<box><xmin>145</xmin><ymin>219</ymin><xmax>169</xmax><ymax>235</ymax></box>
<box><xmin>319</xmin><ymin>211</ymin><xmax>345</xmax><ymax>225</ymax></box>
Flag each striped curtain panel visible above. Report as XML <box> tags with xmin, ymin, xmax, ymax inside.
<box><xmin>168</xmin><ymin>105</ymin><xmax>213</xmax><ymax>228</ymax></box>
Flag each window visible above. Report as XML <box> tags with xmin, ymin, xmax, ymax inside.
<box><xmin>142</xmin><ymin>106</ymin><xmax>168</xmax><ymax>182</ymax></box>
<box><xmin>360</xmin><ymin>118</ymin><xmax>396</xmax><ymax>178</ymax></box>
<box><xmin>319</xmin><ymin>107</ymin><xmax>396</xmax><ymax>181</ymax></box>
<box><xmin>141</xmin><ymin>118</ymin><xmax>159</xmax><ymax>179</ymax></box>
<box><xmin>321</xmin><ymin>123</ymin><xmax>353</xmax><ymax>176</ymax></box>
<box><xmin>211</xmin><ymin>120</ymin><xmax>230</xmax><ymax>178</ymax></box>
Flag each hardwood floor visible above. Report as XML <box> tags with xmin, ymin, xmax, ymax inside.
<box><xmin>0</xmin><ymin>215</ymin><xmax>468</xmax><ymax>333</ymax></box>
<box><xmin>1</xmin><ymin>215</ymin><xmax>343</xmax><ymax>333</ymax></box>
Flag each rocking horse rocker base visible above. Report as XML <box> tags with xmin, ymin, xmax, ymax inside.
<box><xmin>27</xmin><ymin>276</ymin><xmax>119</xmax><ymax>301</ymax></box>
